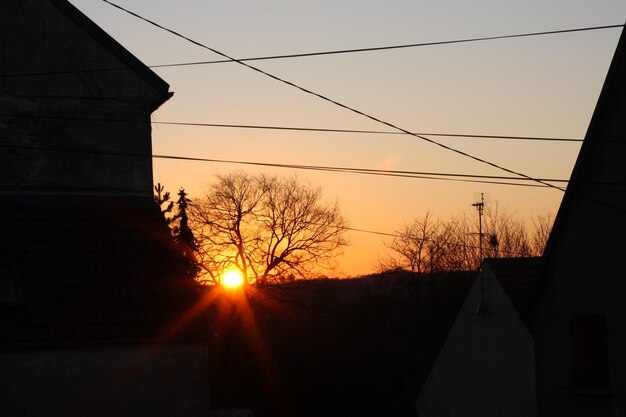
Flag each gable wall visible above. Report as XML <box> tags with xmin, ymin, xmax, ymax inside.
<box><xmin>532</xmin><ymin>25</ymin><xmax>626</xmax><ymax>417</ymax></box>
<box><xmin>417</xmin><ymin>265</ymin><xmax>536</xmax><ymax>417</ymax></box>
<box><xmin>533</xmin><ymin>201</ymin><xmax>626</xmax><ymax>416</ymax></box>
<box><xmin>0</xmin><ymin>0</ymin><xmax>169</xmax><ymax>194</ymax></box>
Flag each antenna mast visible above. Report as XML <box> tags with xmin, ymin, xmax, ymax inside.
<box><xmin>472</xmin><ymin>193</ymin><xmax>485</xmax><ymax>315</ymax></box>
<box><xmin>472</xmin><ymin>193</ymin><xmax>485</xmax><ymax>264</ymax></box>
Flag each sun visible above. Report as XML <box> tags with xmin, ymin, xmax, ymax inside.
<box><xmin>222</xmin><ymin>270</ymin><xmax>245</xmax><ymax>288</ymax></box>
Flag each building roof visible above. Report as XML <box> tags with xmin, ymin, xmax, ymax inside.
<box><xmin>544</xmin><ymin>24</ymin><xmax>626</xmax><ymax>253</ymax></box>
<box><xmin>1</xmin><ymin>0</ymin><xmax>172</xmax><ymax>111</ymax></box>
<box><xmin>48</xmin><ymin>0</ymin><xmax>172</xmax><ymax>110</ymax></box>
<box><xmin>49</xmin><ymin>0</ymin><xmax>171</xmax><ymax>106</ymax></box>
<box><xmin>0</xmin><ymin>194</ymin><xmax>208</xmax><ymax>348</ymax></box>
<box><xmin>529</xmin><ymin>25</ymin><xmax>626</xmax><ymax>308</ymax></box>
<box><xmin>485</xmin><ymin>257</ymin><xmax>542</xmax><ymax>315</ymax></box>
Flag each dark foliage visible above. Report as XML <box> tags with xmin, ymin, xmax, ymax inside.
<box><xmin>206</xmin><ymin>270</ymin><xmax>473</xmax><ymax>417</ymax></box>
<box><xmin>172</xmin><ymin>187</ymin><xmax>199</xmax><ymax>279</ymax></box>
<box><xmin>154</xmin><ymin>182</ymin><xmax>174</xmax><ymax>226</ymax></box>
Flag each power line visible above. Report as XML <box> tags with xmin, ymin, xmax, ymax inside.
<box><xmin>101</xmin><ymin>0</ymin><xmax>568</xmax><ymax>191</ymax></box>
<box><xmin>0</xmin><ymin>113</ymin><xmax>582</xmax><ymax>143</ymax></box>
<box><xmin>155</xmin><ymin>120</ymin><xmax>582</xmax><ymax>143</ymax></box>
<box><xmin>290</xmin><ymin>164</ymin><xmax>567</xmax><ymax>184</ymax></box>
<box><xmin>0</xmin><ymin>141</ymin><xmax>565</xmax><ymax>188</ymax></box>
<box><xmin>2</xmin><ymin>24</ymin><xmax>622</xmax><ymax>78</ymax></box>
<box><xmin>342</xmin><ymin>226</ymin><xmax>534</xmax><ymax>257</ymax></box>
<box><xmin>148</xmin><ymin>24</ymin><xmax>624</xmax><ymax>68</ymax></box>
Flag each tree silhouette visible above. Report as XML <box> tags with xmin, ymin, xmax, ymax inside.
<box><xmin>190</xmin><ymin>172</ymin><xmax>348</xmax><ymax>285</ymax></box>
<box><xmin>172</xmin><ymin>187</ymin><xmax>199</xmax><ymax>278</ymax></box>
<box><xmin>383</xmin><ymin>211</ymin><xmax>454</xmax><ymax>274</ymax></box>
<box><xmin>153</xmin><ymin>182</ymin><xmax>174</xmax><ymax>227</ymax></box>
<box><xmin>382</xmin><ymin>205</ymin><xmax>553</xmax><ymax>273</ymax></box>
<box><xmin>532</xmin><ymin>213</ymin><xmax>554</xmax><ymax>256</ymax></box>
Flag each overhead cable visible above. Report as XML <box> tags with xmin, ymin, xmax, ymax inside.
<box><xmin>149</xmin><ymin>24</ymin><xmax>624</xmax><ymax>68</ymax></box>
<box><xmin>1</xmin><ymin>24</ymin><xmax>622</xmax><ymax>78</ymax></box>
<box><xmin>0</xmin><ymin>113</ymin><xmax>582</xmax><ymax>143</ymax></box>
<box><xmin>0</xmin><ymin>141</ymin><xmax>565</xmax><ymax>188</ymax></box>
<box><xmin>154</xmin><ymin>120</ymin><xmax>582</xmax><ymax>142</ymax></box>
<box><xmin>101</xmin><ymin>0</ymin><xmax>568</xmax><ymax>191</ymax></box>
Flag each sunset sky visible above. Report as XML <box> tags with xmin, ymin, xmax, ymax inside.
<box><xmin>70</xmin><ymin>0</ymin><xmax>626</xmax><ymax>276</ymax></box>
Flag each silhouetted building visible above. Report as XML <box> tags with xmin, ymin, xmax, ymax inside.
<box><xmin>417</xmin><ymin>258</ymin><xmax>539</xmax><ymax>417</ymax></box>
<box><xmin>0</xmin><ymin>0</ymin><xmax>210</xmax><ymax>416</ymax></box>
<box><xmin>416</xmin><ymin>23</ymin><xmax>626</xmax><ymax>417</ymax></box>
<box><xmin>0</xmin><ymin>0</ymin><xmax>170</xmax><ymax>194</ymax></box>
<box><xmin>530</xmin><ymin>20</ymin><xmax>626</xmax><ymax>417</ymax></box>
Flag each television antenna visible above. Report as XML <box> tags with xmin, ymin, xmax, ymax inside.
<box><xmin>472</xmin><ymin>193</ymin><xmax>486</xmax><ymax>263</ymax></box>
<box><xmin>472</xmin><ymin>193</ymin><xmax>486</xmax><ymax>316</ymax></box>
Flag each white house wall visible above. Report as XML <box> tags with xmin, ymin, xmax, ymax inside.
<box><xmin>417</xmin><ymin>265</ymin><xmax>536</xmax><ymax>417</ymax></box>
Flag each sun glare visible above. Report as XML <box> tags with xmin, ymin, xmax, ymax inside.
<box><xmin>223</xmin><ymin>270</ymin><xmax>244</xmax><ymax>288</ymax></box>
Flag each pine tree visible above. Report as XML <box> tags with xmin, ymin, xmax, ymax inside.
<box><xmin>173</xmin><ymin>187</ymin><xmax>199</xmax><ymax>278</ymax></box>
<box><xmin>153</xmin><ymin>183</ymin><xmax>174</xmax><ymax>227</ymax></box>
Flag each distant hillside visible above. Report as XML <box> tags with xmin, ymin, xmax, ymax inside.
<box><xmin>206</xmin><ymin>270</ymin><xmax>474</xmax><ymax>417</ymax></box>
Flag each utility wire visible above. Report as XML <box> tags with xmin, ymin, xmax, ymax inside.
<box><xmin>0</xmin><ymin>113</ymin><xmax>582</xmax><ymax>143</ymax></box>
<box><xmin>291</xmin><ymin>164</ymin><xmax>567</xmax><ymax>183</ymax></box>
<box><xmin>340</xmin><ymin>226</ymin><xmax>533</xmax><ymax>257</ymax></box>
<box><xmin>0</xmin><ymin>142</ymin><xmax>565</xmax><ymax>188</ymax></box>
<box><xmin>1</xmin><ymin>24</ymin><xmax>622</xmax><ymax>78</ymax></box>
<box><xmin>0</xmin><ymin>167</ymin><xmax>537</xmax><ymax>257</ymax></box>
<box><xmin>101</xmin><ymin>0</ymin><xmax>568</xmax><ymax>191</ymax></box>
<box><xmin>148</xmin><ymin>24</ymin><xmax>624</xmax><ymax>69</ymax></box>
<box><xmin>155</xmin><ymin>120</ymin><xmax>582</xmax><ymax>143</ymax></box>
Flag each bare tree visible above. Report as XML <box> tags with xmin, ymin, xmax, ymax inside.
<box><xmin>382</xmin><ymin>204</ymin><xmax>552</xmax><ymax>274</ymax></box>
<box><xmin>483</xmin><ymin>203</ymin><xmax>533</xmax><ymax>259</ymax></box>
<box><xmin>383</xmin><ymin>212</ymin><xmax>454</xmax><ymax>274</ymax></box>
<box><xmin>190</xmin><ymin>172</ymin><xmax>348</xmax><ymax>285</ymax></box>
<box><xmin>531</xmin><ymin>213</ymin><xmax>554</xmax><ymax>255</ymax></box>
<box><xmin>445</xmin><ymin>213</ymin><xmax>480</xmax><ymax>271</ymax></box>
<box><xmin>191</xmin><ymin>172</ymin><xmax>264</xmax><ymax>285</ymax></box>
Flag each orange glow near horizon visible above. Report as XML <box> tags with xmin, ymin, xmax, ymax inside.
<box><xmin>222</xmin><ymin>270</ymin><xmax>245</xmax><ymax>288</ymax></box>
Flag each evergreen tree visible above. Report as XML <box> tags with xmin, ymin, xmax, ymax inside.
<box><xmin>153</xmin><ymin>183</ymin><xmax>174</xmax><ymax>227</ymax></box>
<box><xmin>173</xmin><ymin>187</ymin><xmax>199</xmax><ymax>278</ymax></box>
